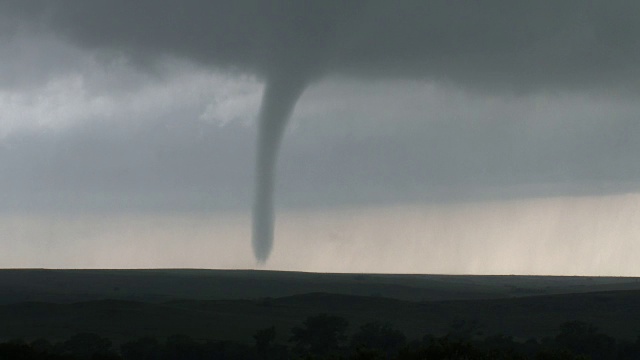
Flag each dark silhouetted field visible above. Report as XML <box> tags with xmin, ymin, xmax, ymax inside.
<box><xmin>1</xmin><ymin>269</ymin><xmax>640</xmax><ymax>344</ymax></box>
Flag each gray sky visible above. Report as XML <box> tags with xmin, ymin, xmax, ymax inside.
<box><xmin>1</xmin><ymin>1</ymin><xmax>639</xmax><ymax>273</ymax></box>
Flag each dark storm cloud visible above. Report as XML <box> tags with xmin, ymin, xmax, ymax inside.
<box><xmin>4</xmin><ymin>1</ymin><xmax>640</xmax><ymax>92</ymax></box>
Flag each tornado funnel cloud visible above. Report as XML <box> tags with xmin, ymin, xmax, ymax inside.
<box><xmin>252</xmin><ymin>75</ymin><xmax>306</xmax><ymax>263</ymax></box>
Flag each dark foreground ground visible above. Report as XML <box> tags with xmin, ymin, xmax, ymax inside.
<box><xmin>1</xmin><ymin>269</ymin><xmax>640</xmax><ymax>358</ymax></box>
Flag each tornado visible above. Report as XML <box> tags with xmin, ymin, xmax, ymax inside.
<box><xmin>252</xmin><ymin>74</ymin><xmax>307</xmax><ymax>263</ymax></box>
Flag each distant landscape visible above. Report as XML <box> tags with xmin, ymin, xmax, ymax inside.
<box><xmin>2</xmin><ymin>269</ymin><xmax>640</xmax><ymax>358</ymax></box>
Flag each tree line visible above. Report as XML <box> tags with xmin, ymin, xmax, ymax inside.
<box><xmin>1</xmin><ymin>315</ymin><xmax>640</xmax><ymax>359</ymax></box>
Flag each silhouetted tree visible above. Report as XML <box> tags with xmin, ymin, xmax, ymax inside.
<box><xmin>350</xmin><ymin>322</ymin><xmax>406</xmax><ymax>358</ymax></box>
<box><xmin>58</xmin><ymin>333</ymin><xmax>118</xmax><ymax>360</ymax></box>
<box><xmin>480</xmin><ymin>334</ymin><xmax>528</xmax><ymax>359</ymax></box>
<box><xmin>253</xmin><ymin>326</ymin><xmax>276</xmax><ymax>359</ymax></box>
<box><xmin>447</xmin><ymin>319</ymin><xmax>484</xmax><ymax>341</ymax></box>
<box><xmin>201</xmin><ymin>340</ymin><xmax>256</xmax><ymax>360</ymax></box>
<box><xmin>535</xmin><ymin>348</ymin><xmax>590</xmax><ymax>360</ymax></box>
<box><xmin>555</xmin><ymin>321</ymin><xmax>615</xmax><ymax>360</ymax></box>
<box><xmin>617</xmin><ymin>335</ymin><xmax>640</xmax><ymax>360</ymax></box>
<box><xmin>0</xmin><ymin>341</ymin><xmax>35</xmax><ymax>360</ymax></box>
<box><xmin>290</xmin><ymin>314</ymin><xmax>349</xmax><ymax>357</ymax></box>
<box><xmin>162</xmin><ymin>334</ymin><xmax>202</xmax><ymax>360</ymax></box>
<box><xmin>350</xmin><ymin>347</ymin><xmax>386</xmax><ymax>360</ymax></box>
<box><xmin>30</xmin><ymin>338</ymin><xmax>54</xmax><ymax>355</ymax></box>
<box><xmin>120</xmin><ymin>337</ymin><xmax>161</xmax><ymax>360</ymax></box>
<box><xmin>397</xmin><ymin>336</ymin><xmax>488</xmax><ymax>360</ymax></box>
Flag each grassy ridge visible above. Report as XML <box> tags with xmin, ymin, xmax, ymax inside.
<box><xmin>1</xmin><ymin>269</ymin><xmax>639</xmax><ymax>304</ymax></box>
<box><xmin>2</xmin><ymin>290</ymin><xmax>640</xmax><ymax>344</ymax></box>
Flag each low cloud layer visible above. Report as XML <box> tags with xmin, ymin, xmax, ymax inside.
<box><xmin>4</xmin><ymin>195</ymin><xmax>640</xmax><ymax>275</ymax></box>
<box><xmin>1</xmin><ymin>77</ymin><xmax>639</xmax><ymax>213</ymax></box>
